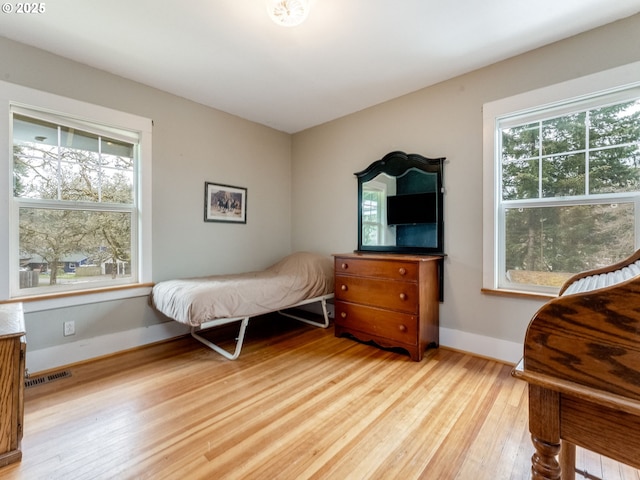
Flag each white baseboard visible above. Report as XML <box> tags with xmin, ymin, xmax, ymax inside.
<box><xmin>439</xmin><ymin>327</ymin><xmax>523</xmax><ymax>364</ymax></box>
<box><xmin>26</xmin><ymin>321</ymin><xmax>523</xmax><ymax>374</ymax></box>
<box><xmin>26</xmin><ymin>321</ymin><xmax>190</xmax><ymax>374</ymax></box>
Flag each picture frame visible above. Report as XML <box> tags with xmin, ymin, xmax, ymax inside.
<box><xmin>204</xmin><ymin>182</ymin><xmax>247</xmax><ymax>224</ymax></box>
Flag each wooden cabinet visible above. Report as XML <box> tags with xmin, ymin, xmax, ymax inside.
<box><xmin>0</xmin><ymin>303</ymin><xmax>25</xmax><ymax>468</ymax></box>
<box><xmin>333</xmin><ymin>253</ymin><xmax>440</xmax><ymax>361</ymax></box>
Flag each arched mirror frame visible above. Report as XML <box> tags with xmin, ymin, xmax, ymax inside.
<box><xmin>356</xmin><ymin>151</ymin><xmax>445</xmax><ymax>255</ymax></box>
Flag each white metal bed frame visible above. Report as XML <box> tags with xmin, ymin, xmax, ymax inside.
<box><xmin>190</xmin><ymin>293</ymin><xmax>334</xmax><ymax>360</ymax></box>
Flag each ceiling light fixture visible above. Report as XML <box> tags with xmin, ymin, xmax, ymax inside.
<box><xmin>266</xmin><ymin>0</ymin><xmax>310</xmax><ymax>27</ymax></box>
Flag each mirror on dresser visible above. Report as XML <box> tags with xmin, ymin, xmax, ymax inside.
<box><xmin>356</xmin><ymin>151</ymin><xmax>445</xmax><ymax>254</ymax></box>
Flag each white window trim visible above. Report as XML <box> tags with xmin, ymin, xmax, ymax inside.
<box><xmin>0</xmin><ymin>80</ymin><xmax>152</xmax><ymax>310</ymax></box>
<box><xmin>482</xmin><ymin>61</ymin><xmax>640</xmax><ymax>294</ymax></box>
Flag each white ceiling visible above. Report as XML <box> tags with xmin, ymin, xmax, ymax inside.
<box><xmin>1</xmin><ymin>0</ymin><xmax>640</xmax><ymax>133</ymax></box>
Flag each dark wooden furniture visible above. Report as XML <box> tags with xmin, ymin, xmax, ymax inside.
<box><xmin>512</xmin><ymin>250</ymin><xmax>640</xmax><ymax>479</ymax></box>
<box><xmin>355</xmin><ymin>151</ymin><xmax>445</xmax><ymax>255</ymax></box>
<box><xmin>0</xmin><ymin>303</ymin><xmax>26</xmax><ymax>467</ymax></box>
<box><xmin>333</xmin><ymin>253</ymin><xmax>440</xmax><ymax>361</ymax></box>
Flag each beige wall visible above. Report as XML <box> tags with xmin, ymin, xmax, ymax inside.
<box><xmin>291</xmin><ymin>13</ymin><xmax>640</xmax><ymax>355</ymax></box>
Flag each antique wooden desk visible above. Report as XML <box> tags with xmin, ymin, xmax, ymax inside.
<box><xmin>513</xmin><ymin>250</ymin><xmax>640</xmax><ymax>479</ymax></box>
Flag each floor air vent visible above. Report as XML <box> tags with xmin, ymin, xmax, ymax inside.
<box><xmin>25</xmin><ymin>370</ymin><xmax>72</xmax><ymax>389</ymax></box>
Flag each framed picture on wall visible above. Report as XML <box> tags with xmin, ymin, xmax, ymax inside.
<box><xmin>204</xmin><ymin>182</ymin><xmax>247</xmax><ymax>224</ymax></box>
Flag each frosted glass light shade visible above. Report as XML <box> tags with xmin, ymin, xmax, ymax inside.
<box><xmin>266</xmin><ymin>0</ymin><xmax>310</xmax><ymax>27</ymax></box>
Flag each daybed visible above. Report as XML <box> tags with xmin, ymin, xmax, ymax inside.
<box><xmin>150</xmin><ymin>251</ymin><xmax>334</xmax><ymax>359</ymax></box>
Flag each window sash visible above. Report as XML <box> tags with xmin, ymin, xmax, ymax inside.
<box><xmin>497</xmin><ymin>93</ymin><xmax>640</xmax><ymax>292</ymax></box>
<box><xmin>496</xmin><ymin>195</ymin><xmax>640</xmax><ymax>292</ymax></box>
<box><xmin>7</xmin><ymin>100</ymin><xmax>147</xmax><ymax>299</ymax></box>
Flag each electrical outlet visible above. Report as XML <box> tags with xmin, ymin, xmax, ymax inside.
<box><xmin>63</xmin><ymin>321</ymin><xmax>75</xmax><ymax>337</ymax></box>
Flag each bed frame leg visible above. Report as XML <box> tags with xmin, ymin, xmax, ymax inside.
<box><xmin>278</xmin><ymin>296</ymin><xmax>331</xmax><ymax>328</ymax></box>
<box><xmin>188</xmin><ymin>294</ymin><xmax>333</xmax><ymax>360</ymax></box>
<box><xmin>190</xmin><ymin>317</ymin><xmax>250</xmax><ymax>360</ymax></box>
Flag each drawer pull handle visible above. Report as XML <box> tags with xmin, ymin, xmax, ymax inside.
<box><xmin>399</xmin><ymin>293</ymin><xmax>407</xmax><ymax>301</ymax></box>
<box><xmin>341</xmin><ymin>263</ymin><xmax>348</xmax><ymax>270</ymax></box>
<box><xmin>341</xmin><ymin>312</ymin><xmax>347</xmax><ymax>319</ymax></box>
<box><xmin>341</xmin><ymin>284</ymin><xmax>348</xmax><ymax>292</ymax></box>
<box><xmin>399</xmin><ymin>324</ymin><xmax>407</xmax><ymax>332</ymax></box>
<box><xmin>398</xmin><ymin>268</ymin><xmax>407</xmax><ymax>276</ymax></box>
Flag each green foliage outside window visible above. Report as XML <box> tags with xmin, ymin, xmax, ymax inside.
<box><xmin>500</xmin><ymin>99</ymin><xmax>640</xmax><ymax>288</ymax></box>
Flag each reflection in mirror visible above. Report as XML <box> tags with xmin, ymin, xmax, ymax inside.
<box><xmin>356</xmin><ymin>151</ymin><xmax>445</xmax><ymax>254</ymax></box>
<box><xmin>362</xmin><ymin>173</ymin><xmax>395</xmax><ymax>246</ymax></box>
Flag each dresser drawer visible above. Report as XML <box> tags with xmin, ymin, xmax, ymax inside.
<box><xmin>335</xmin><ymin>257</ymin><xmax>418</xmax><ymax>282</ymax></box>
<box><xmin>335</xmin><ymin>275</ymin><xmax>418</xmax><ymax>314</ymax></box>
<box><xmin>334</xmin><ymin>301</ymin><xmax>418</xmax><ymax>346</ymax></box>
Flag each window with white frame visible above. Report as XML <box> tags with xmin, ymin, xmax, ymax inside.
<box><xmin>0</xmin><ymin>81</ymin><xmax>152</xmax><ymax>302</ymax></box>
<box><xmin>483</xmin><ymin>64</ymin><xmax>640</xmax><ymax>295</ymax></box>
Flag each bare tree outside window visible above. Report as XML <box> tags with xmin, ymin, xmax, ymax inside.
<box><xmin>13</xmin><ymin>114</ymin><xmax>136</xmax><ymax>291</ymax></box>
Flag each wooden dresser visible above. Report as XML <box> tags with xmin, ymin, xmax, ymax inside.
<box><xmin>0</xmin><ymin>303</ymin><xmax>26</xmax><ymax>468</ymax></box>
<box><xmin>333</xmin><ymin>253</ymin><xmax>440</xmax><ymax>361</ymax></box>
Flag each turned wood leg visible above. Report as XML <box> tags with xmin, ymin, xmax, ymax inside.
<box><xmin>528</xmin><ymin>385</ymin><xmax>562</xmax><ymax>480</ymax></box>
<box><xmin>559</xmin><ymin>441</ymin><xmax>576</xmax><ymax>480</ymax></box>
<box><xmin>531</xmin><ymin>435</ymin><xmax>561</xmax><ymax>480</ymax></box>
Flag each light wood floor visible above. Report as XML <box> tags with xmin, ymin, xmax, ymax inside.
<box><xmin>2</xmin><ymin>315</ymin><xmax>639</xmax><ymax>480</ymax></box>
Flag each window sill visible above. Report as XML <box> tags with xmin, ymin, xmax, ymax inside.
<box><xmin>481</xmin><ymin>288</ymin><xmax>556</xmax><ymax>301</ymax></box>
<box><xmin>0</xmin><ymin>283</ymin><xmax>154</xmax><ymax>313</ymax></box>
